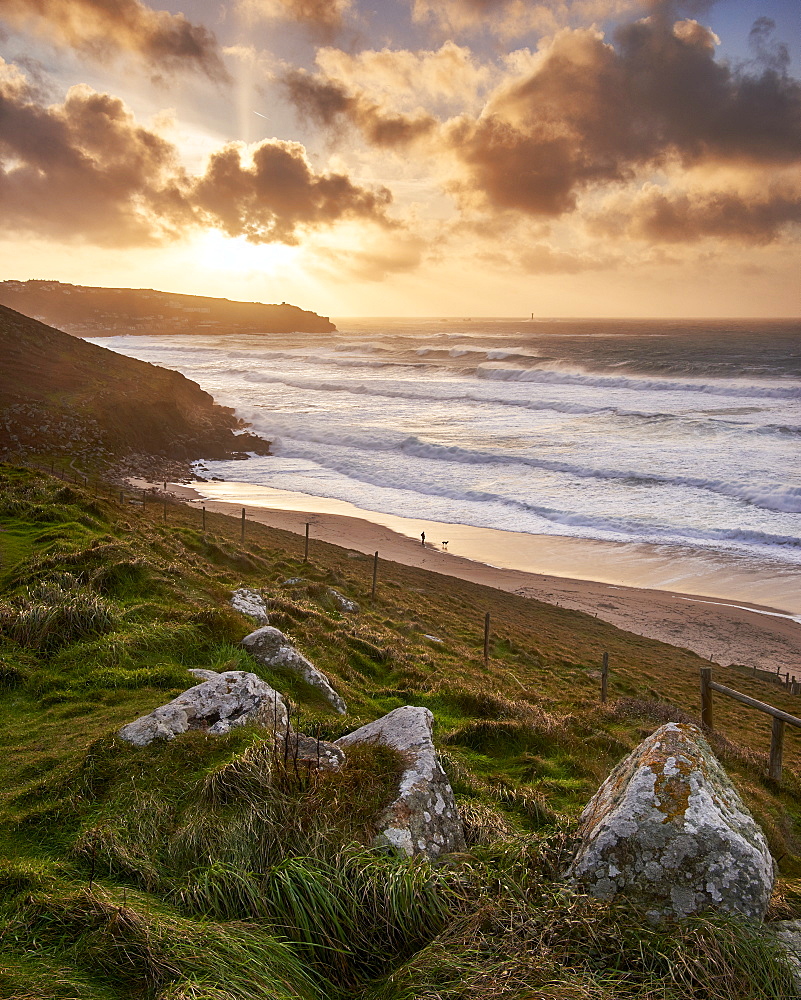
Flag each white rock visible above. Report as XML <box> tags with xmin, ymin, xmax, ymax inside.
<box><xmin>336</xmin><ymin>705</ymin><xmax>465</xmax><ymax>859</ymax></box>
<box><xmin>327</xmin><ymin>588</ymin><xmax>359</xmax><ymax>614</ymax></box>
<box><xmin>568</xmin><ymin>722</ymin><xmax>775</xmax><ymax>921</ymax></box>
<box><xmin>188</xmin><ymin>668</ymin><xmax>220</xmax><ymax>682</ymax></box>
<box><xmin>241</xmin><ymin>626</ymin><xmax>347</xmax><ymax>714</ymax></box>
<box><xmin>118</xmin><ymin>670</ymin><xmax>288</xmax><ymax>747</ymax></box>
<box><xmin>230</xmin><ymin>588</ymin><xmax>269</xmax><ymax>625</ymax></box>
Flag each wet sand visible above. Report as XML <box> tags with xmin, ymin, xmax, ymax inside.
<box><xmin>132</xmin><ymin>479</ymin><xmax>801</xmax><ymax>681</ymax></box>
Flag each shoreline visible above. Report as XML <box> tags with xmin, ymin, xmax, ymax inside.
<box><xmin>132</xmin><ymin>478</ymin><xmax>801</xmax><ymax>681</ymax></box>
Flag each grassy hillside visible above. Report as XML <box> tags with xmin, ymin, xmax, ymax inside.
<box><xmin>0</xmin><ymin>281</ymin><xmax>336</xmax><ymax>337</ymax></box>
<box><xmin>0</xmin><ymin>304</ymin><xmax>269</xmax><ymax>465</ymax></box>
<box><xmin>1</xmin><ymin>463</ymin><xmax>799</xmax><ymax>999</ymax></box>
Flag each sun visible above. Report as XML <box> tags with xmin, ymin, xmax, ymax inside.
<box><xmin>193</xmin><ymin>230</ymin><xmax>300</xmax><ymax>275</ymax></box>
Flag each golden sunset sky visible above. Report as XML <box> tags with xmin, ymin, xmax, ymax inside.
<box><xmin>0</xmin><ymin>0</ymin><xmax>799</xmax><ymax>317</ymax></box>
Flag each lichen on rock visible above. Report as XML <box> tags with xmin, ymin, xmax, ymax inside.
<box><xmin>241</xmin><ymin>625</ymin><xmax>347</xmax><ymax>714</ymax></box>
<box><xmin>118</xmin><ymin>670</ymin><xmax>288</xmax><ymax>746</ymax></box>
<box><xmin>326</xmin><ymin>588</ymin><xmax>359</xmax><ymax>614</ymax></box>
<box><xmin>568</xmin><ymin>722</ymin><xmax>775</xmax><ymax>922</ymax></box>
<box><xmin>336</xmin><ymin>705</ymin><xmax>465</xmax><ymax>859</ymax></box>
<box><xmin>230</xmin><ymin>588</ymin><xmax>269</xmax><ymax>625</ymax></box>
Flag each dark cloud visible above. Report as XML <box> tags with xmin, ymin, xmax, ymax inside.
<box><xmin>0</xmin><ymin>65</ymin><xmax>393</xmax><ymax>247</ymax></box>
<box><xmin>597</xmin><ymin>187</ymin><xmax>801</xmax><ymax>244</ymax></box>
<box><xmin>0</xmin><ymin>0</ymin><xmax>229</xmax><ymax>82</ymax></box>
<box><xmin>610</xmin><ymin>16</ymin><xmax>801</xmax><ymax>165</ymax></box>
<box><xmin>0</xmin><ymin>69</ymin><xmax>194</xmax><ymax>245</ymax></box>
<box><xmin>191</xmin><ymin>139</ymin><xmax>393</xmax><ymax>244</ymax></box>
<box><xmin>471</xmin><ymin>15</ymin><xmax>801</xmax><ymax>206</ymax></box>
<box><xmin>285</xmin><ymin>70</ymin><xmax>437</xmax><ymax>148</ymax></box>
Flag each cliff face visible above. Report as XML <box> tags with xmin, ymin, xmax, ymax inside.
<box><xmin>0</xmin><ymin>280</ymin><xmax>336</xmax><ymax>337</ymax></box>
<box><xmin>0</xmin><ymin>303</ymin><xmax>270</xmax><ymax>463</ymax></box>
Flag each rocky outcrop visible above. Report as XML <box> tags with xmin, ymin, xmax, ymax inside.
<box><xmin>241</xmin><ymin>626</ymin><xmax>347</xmax><ymax>714</ymax></box>
<box><xmin>336</xmin><ymin>706</ymin><xmax>465</xmax><ymax>859</ymax></box>
<box><xmin>230</xmin><ymin>588</ymin><xmax>269</xmax><ymax>625</ymax></box>
<box><xmin>568</xmin><ymin>722</ymin><xmax>775</xmax><ymax>922</ymax></box>
<box><xmin>118</xmin><ymin>670</ymin><xmax>288</xmax><ymax>746</ymax></box>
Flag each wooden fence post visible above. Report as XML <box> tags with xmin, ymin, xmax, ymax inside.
<box><xmin>769</xmin><ymin>717</ymin><xmax>785</xmax><ymax>782</ymax></box>
<box><xmin>371</xmin><ymin>551</ymin><xmax>379</xmax><ymax>600</ymax></box>
<box><xmin>241</xmin><ymin>507</ymin><xmax>246</xmax><ymax>545</ymax></box>
<box><xmin>304</xmin><ymin>523</ymin><xmax>310</xmax><ymax>563</ymax></box>
<box><xmin>163</xmin><ymin>498</ymin><xmax>167</xmax><ymax>522</ymax></box>
<box><xmin>700</xmin><ymin>667</ymin><xmax>714</xmax><ymax>730</ymax></box>
<box><xmin>202</xmin><ymin>505</ymin><xmax>206</xmax><ymax>531</ymax></box>
<box><xmin>483</xmin><ymin>612</ymin><xmax>490</xmax><ymax>666</ymax></box>
<box><xmin>601</xmin><ymin>651</ymin><xmax>609</xmax><ymax>704</ymax></box>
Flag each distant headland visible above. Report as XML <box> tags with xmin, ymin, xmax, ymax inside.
<box><xmin>0</xmin><ymin>280</ymin><xmax>336</xmax><ymax>337</ymax></box>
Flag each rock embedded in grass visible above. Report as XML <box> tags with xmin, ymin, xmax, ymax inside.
<box><xmin>336</xmin><ymin>705</ymin><xmax>465</xmax><ymax>859</ymax></box>
<box><xmin>241</xmin><ymin>625</ymin><xmax>347</xmax><ymax>714</ymax></box>
<box><xmin>326</xmin><ymin>588</ymin><xmax>359</xmax><ymax>614</ymax></box>
<box><xmin>279</xmin><ymin>732</ymin><xmax>346</xmax><ymax>771</ymax></box>
<box><xmin>568</xmin><ymin>722</ymin><xmax>775</xmax><ymax>922</ymax></box>
<box><xmin>765</xmin><ymin>921</ymin><xmax>801</xmax><ymax>991</ymax></box>
<box><xmin>118</xmin><ymin>670</ymin><xmax>288</xmax><ymax>746</ymax></box>
<box><xmin>230</xmin><ymin>588</ymin><xmax>269</xmax><ymax>625</ymax></box>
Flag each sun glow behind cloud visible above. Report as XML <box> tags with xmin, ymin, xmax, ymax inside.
<box><xmin>195</xmin><ymin>230</ymin><xmax>301</xmax><ymax>275</ymax></box>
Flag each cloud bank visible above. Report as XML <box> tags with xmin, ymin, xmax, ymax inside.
<box><xmin>0</xmin><ymin>61</ymin><xmax>392</xmax><ymax>247</ymax></box>
<box><xmin>284</xmin><ymin>15</ymin><xmax>801</xmax><ymax>244</ymax></box>
<box><xmin>0</xmin><ymin>0</ymin><xmax>229</xmax><ymax>82</ymax></box>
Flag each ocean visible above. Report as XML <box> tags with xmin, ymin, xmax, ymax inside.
<box><xmin>92</xmin><ymin>318</ymin><xmax>801</xmax><ymax>610</ymax></box>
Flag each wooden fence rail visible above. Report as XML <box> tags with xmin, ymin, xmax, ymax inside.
<box><xmin>700</xmin><ymin>667</ymin><xmax>801</xmax><ymax>781</ymax></box>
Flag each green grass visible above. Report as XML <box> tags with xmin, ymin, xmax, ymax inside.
<box><xmin>1</xmin><ymin>462</ymin><xmax>799</xmax><ymax>999</ymax></box>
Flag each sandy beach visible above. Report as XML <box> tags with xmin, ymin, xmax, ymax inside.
<box><xmin>132</xmin><ymin>478</ymin><xmax>801</xmax><ymax>682</ymax></box>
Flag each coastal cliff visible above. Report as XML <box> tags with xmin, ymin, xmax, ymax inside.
<box><xmin>0</xmin><ymin>280</ymin><xmax>336</xmax><ymax>337</ymax></box>
<box><xmin>0</xmin><ymin>303</ymin><xmax>270</xmax><ymax>464</ymax></box>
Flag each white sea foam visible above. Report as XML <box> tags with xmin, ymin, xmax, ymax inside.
<box><xmin>475</xmin><ymin>363</ymin><xmax>801</xmax><ymax>399</ymax></box>
<box><xmin>93</xmin><ymin>320</ymin><xmax>801</xmax><ymax>574</ymax></box>
<box><xmin>233</xmin><ymin>416</ymin><xmax>801</xmax><ymax>515</ymax></box>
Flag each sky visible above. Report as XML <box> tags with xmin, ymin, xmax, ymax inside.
<box><xmin>0</xmin><ymin>0</ymin><xmax>799</xmax><ymax>317</ymax></box>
